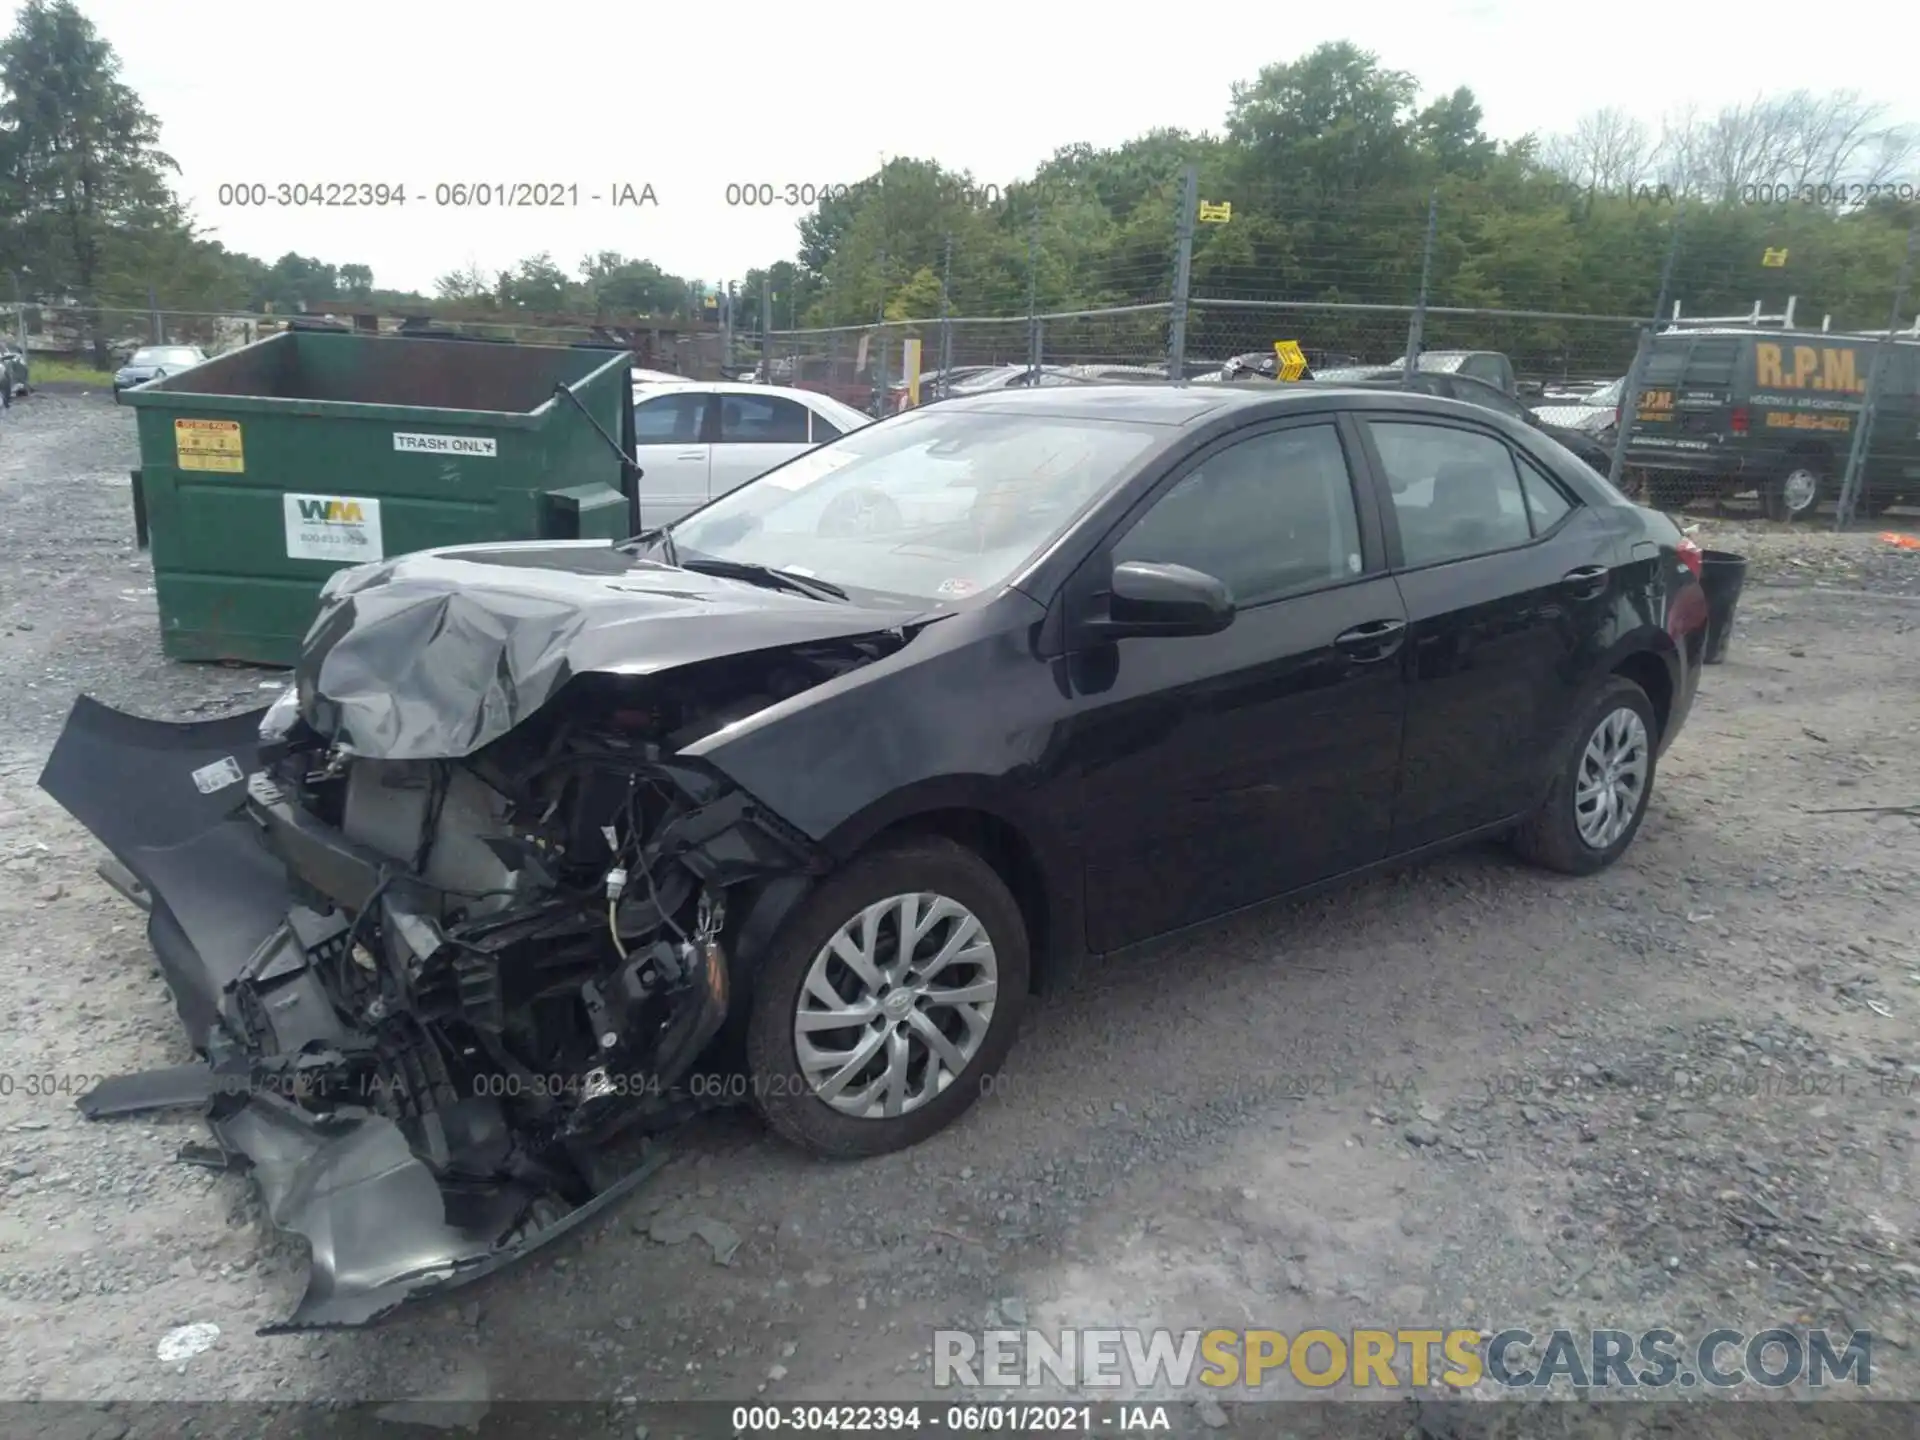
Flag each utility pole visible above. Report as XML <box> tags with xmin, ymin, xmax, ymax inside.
<box><xmin>873</xmin><ymin>250</ymin><xmax>889</xmax><ymax>417</ymax></box>
<box><xmin>1608</xmin><ymin>203</ymin><xmax>1687</xmax><ymax>492</ymax></box>
<box><xmin>1026</xmin><ymin>203</ymin><xmax>1041</xmax><ymax>376</ymax></box>
<box><xmin>1401</xmin><ymin>192</ymin><xmax>1439</xmax><ymax>385</ymax></box>
<box><xmin>1835</xmin><ymin>215</ymin><xmax>1919</xmax><ymax>528</ymax></box>
<box><xmin>758</xmin><ymin>278</ymin><xmax>772</xmax><ymax>384</ymax></box>
<box><xmin>937</xmin><ymin>233</ymin><xmax>954</xmax><ymax>398</ymax></box>
<box><xmin>1167</xmin><ymin>163</ymin><xmax>1198</xmax><ymax>380</ymax></box>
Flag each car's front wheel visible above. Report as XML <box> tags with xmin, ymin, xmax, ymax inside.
<box><xmin>1513</xmin><ymin>676</ymin><xmax>1659</xmax><ymax>876</ymax></box>
<box><xmin>746</xmin><ymin>836</ymin><xmax>1029</xmax><ymax>1158</ymax></box>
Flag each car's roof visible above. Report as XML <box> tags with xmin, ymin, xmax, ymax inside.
<box><xmin>926</xmin><ymin>380</ymin><xmax>1486</xmax><ymax>427</ymax></box>
<box><xmin>634</xmin><ymin>379</ymin><xmax>841</xmax><ymax>404</ymax></box>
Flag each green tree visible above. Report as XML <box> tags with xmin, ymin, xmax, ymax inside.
<box><xmin>581</xmin><ymin>251</ymin><xmax>689</xmax><ymax>317</ymax></box>
<box><xmin>0</xmin><ymin>0</ymin><xmax>180</xmax><ymax>360</ymax></box>
<box><xmin>496</xmin><ymin>252</ymin><xmax>573</xmax><ymax>312</ymax></box>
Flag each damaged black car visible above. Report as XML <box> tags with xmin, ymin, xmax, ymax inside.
<box><xmin>42</xmin><ymin>383</ymin><xmax>1706</xmax><ymax>1328</ymax></box>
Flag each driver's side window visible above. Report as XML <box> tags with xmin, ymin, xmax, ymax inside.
<box><xmin>1111</xmin><ymin>424</ymin><xmax>1364</xmax><ymax>608</ymax></box>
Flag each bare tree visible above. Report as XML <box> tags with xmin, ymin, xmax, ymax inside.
<box><xmin>1650</xmin><ymin>104</ymin><xmax>1707</xmax><ymax>195</ymax></box>
<box><xmin>1643</xmin><ymin>90</ymin><xmax>1917</xmax><ymax>203</ymax></box>
<box><xmin>1543</xmin><ymin>107</ymin><xmax>1654</xmax><ymax>195</ymax></box>
<box><xmin>1693</xmin><ymin>95</ymin><xmax>1798</xmax><ymax>198</ymax></box>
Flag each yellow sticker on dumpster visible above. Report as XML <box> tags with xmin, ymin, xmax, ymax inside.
<box><xmin>175</xmin><ymin>418</ymin><xmax>244</xmax><ymax>473</ymax></box>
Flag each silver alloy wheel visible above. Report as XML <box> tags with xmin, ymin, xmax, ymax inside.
<box><xmin>1781</xmin><ymin>468</ymin><xmax>1820</xmax><ymax>515</ymax></box>
<box><xmin>793</xmin><ymin>891</ymin><xmax>999</xmax><ymax>1119</ymax></box>
<box><xmin>1573</xmin><ymin>706</ymin><xmax>1650</xmax><ymax>851</ymax></box>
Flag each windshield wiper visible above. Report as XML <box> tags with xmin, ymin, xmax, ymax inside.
<box><xmin>677</xmin><ymin>557</ymin><xmax>849</xmax><ymax>603</ymax></box>
<box><xmin>617</xmin><ymin>526</ymin><xmax>679</xmax><ymax>565</ymax></box>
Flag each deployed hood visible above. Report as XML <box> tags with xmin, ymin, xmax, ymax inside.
<box><xmin>294</xmin><ymin>540</ymin><xmax>930</xmax><ymax>761</ymax></box>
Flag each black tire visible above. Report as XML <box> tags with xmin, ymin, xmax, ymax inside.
<box><xmin>1512</xmin><ymin>676</ymin><xmax>1659</xmax><ymax>876</ymax></box>
<box><xmin>1762</xmin><ymin>454</ymin><xmax>1825</xmax><ymax>523</ymax></box>
<box><xmin>745</xmin><ymin>836</ymin><xmax>1030</xmax><ymax>1158</ymax></box>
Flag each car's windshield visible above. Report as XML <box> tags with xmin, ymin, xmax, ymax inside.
<box><xmin>666</xmin><ymin>409</ymin><xmax>1160</xmax><ymax>604</ymax></box>
<box><xmin>131</xmin><ymin>347</ymin><xmax>198</xmax><ymax>366</ymax></box>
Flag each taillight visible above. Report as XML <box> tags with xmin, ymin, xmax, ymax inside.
<box><xmin>1675</xmin><ymin>535</ymin><xmax>1703</xmax><ymax>578</ymax></box>
<box><xmin>1729</xmin><ymin>406</ymin><xmax>1749</xmax><ymax>435</ymax></box>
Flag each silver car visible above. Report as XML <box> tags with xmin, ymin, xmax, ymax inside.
<box><xmin>113</xmin><ymin>344</ymin><xmax>208</xmax><ymax>399</ymax></box>
<box><xmin>630</xmin><ymin>381</ymin><xmax>874</xmax><ymax>527</ymax></box>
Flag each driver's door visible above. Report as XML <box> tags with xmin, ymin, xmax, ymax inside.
<box><xmin>1058</xmin><ymin>417</ymin><xmax>1410</xmax><ymax>952</ymax></box>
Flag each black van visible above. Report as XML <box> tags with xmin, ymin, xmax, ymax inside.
<box><xmin>1622</xmin><ymin>327</ymin><xmax>1920</xmax><ymax>520</ymax></box>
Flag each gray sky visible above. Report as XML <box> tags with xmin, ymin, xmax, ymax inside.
<box><xmin>63</xmin><ymin>0</ymin><xmax>1919</xmax><ymax>295</ymax></box>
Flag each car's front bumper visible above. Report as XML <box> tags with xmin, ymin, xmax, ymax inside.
<box><xmin>38</xmin><ymin>697</ymin><xmax>695</xmax><ymax>1329</ymax></box>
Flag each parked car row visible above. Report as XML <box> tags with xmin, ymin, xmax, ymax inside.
<box><xmin>113</xmin><ymin>345</ymin><xmax>209</xmax><ymax>398</ymax></box>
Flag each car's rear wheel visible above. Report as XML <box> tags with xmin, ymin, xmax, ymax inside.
<box><xmin>746</xmin><ymin>836</ymin><xmax>1029</xmax><ymax>1158</ymax></box>
<box><xmin>1513</xmin><ymin>676</ymin><xmax>1658</xmax><ymax>876</ymax></box>
<box><xmin>1763</xmin><ymin>454</ymin><xmax>1825</xmax><ymax>522</ymax></box>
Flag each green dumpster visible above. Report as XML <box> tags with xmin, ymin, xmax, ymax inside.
<box><xmin>122</xmin><ymin>331</ymin><xmax>636</xmax><ymax>666</ymax></box>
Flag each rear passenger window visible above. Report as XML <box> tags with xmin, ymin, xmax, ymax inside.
<box><xmin>719</xmin><ymin>394</ymin><xmax>810</xmax><ymax>443</ymax></box>
<box><xmin>1518</xmin><ymin>460</ymin><xmax>1573</xmax><ymax>532</ymax></box>
<box><xmin>1643</xmin><ymin>342</ymin><xmax>1689</xmax><ymax>386</ymax></box>
<box><xmin>811</xmin><ymin>413</ymin><xmax>843</xmax><ymax>442</ymax></box>
<box><xmin>1684</xmin><ymin>339</ymin><xmax>1740</xmax><ymax>386</ymax></box>
<box><xmin>1887</xmin><ymin>344</ymin><xmax>1920</xmax><ymax>396</ymax></box>
<box><xmin>1368</xmin><ymin>422</ymin><xmax>1534</xmax><ymax>568</ymax></box>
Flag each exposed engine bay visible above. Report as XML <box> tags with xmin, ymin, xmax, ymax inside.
<box><xmin>41</xmin><ymin>631</ymin><xmax>908</xmax><ymax>1328</ymax></box>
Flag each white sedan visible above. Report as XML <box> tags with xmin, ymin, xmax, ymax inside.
<box><xmin>632</xmin><ymin>380</ymin><xmax>874</xmax><ymax>526</ymax></box>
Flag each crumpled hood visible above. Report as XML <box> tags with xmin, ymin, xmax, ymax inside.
<box><xmin>293</xmin><ymin>539</ymin><xmax>928</xmax><ymax>761</ymax></box>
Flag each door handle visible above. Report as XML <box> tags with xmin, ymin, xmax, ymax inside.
<box><xmin>1334</xmin><ymin>618</ymin><xmax>1408</xmax><ymax>662</ymax></box>
<box><xmin>1562</xmin><ymin>565</ymin><xmax>1610</xmax><ymax>598</ymax></box>
<box><xmin>676</xmin><ymin>450</ymin><xmax>706</xmax><ymax>461</ymax></box>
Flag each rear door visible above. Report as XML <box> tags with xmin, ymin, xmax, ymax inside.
<box><xmin>632</xmin><ymin>389</ymin><xmax>713</xmax><ymax>526</ymax></box>
<box><xmin>1358</xmin><ymin>415</ymin><xmax>1615</xmax><ymax>849</ymax></box>
<box><xmin>709</xmin><ymin>392</ymin><xmax>815</xmax><ymax>497</ymax></box>
<box><xmin>1672</xmin><ymin>335</ymin><xmax>1742</xmax><ymax>443</ymax></box>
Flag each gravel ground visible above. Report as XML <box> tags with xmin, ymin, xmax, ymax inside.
<box><xmin>3</xmin><ymin>393</ymin><xmax>1920</xmax><ymax>1435</ymax></box>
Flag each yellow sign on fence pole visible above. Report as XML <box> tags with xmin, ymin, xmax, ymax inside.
<box><xmin>1198</xmin><ymin>201</ymin><xmax>1232</xmax><ymax>224</ymax></box>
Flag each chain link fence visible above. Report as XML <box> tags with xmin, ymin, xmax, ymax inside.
<box><xmin>748</xmin><ymin>177</ymin><xmax>1917</xmax><ymax>521</ymax></box>
<box><xmin>3</xmin><ymin>302</ymin><xmax>734</xmax><ymax>378</ymax></box>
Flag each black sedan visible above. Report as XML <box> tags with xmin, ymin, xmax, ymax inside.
<box><xmin>40</xmin><ymin>383</ymin><xmax>1709</xmax><ymax>1326</ymax></box>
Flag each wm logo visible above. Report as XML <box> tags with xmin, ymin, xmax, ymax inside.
<box><xmin>297</xmin><ymin>498</ymin><xmax>364</xmax><ymax>523</ymax></box>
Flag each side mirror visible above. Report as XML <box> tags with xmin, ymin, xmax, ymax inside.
<box><xmin>1083</xmin><ymin>560</ymin><xmax>1235</xmax><ymax>640</ymax></box>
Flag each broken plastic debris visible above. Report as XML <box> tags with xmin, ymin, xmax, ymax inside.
<box><xmin>157</xmin><ymin>1322</ymin><xmax>220</xmax><ymax>1363</ymax></box>
<box><xmin>646</xmin><ymin>1213</ymin><xmax>741</xmax><ymax>1264</ymax></box>
<box><xmin>1880</xmin><ymin>532</ymin><xmax>1920</xmax><ymax>550</ymax></box>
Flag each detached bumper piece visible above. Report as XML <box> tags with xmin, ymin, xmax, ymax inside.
<box><xmin>38</xmin><ymin>695</ymin><xmax>808</xmax><ymax>1329</ymax></box>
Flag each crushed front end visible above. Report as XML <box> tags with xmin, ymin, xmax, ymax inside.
<box><xmin>39</xmin><ymin>672</ymin><xmax>833</xmax><ymax>1329</ymax></box>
